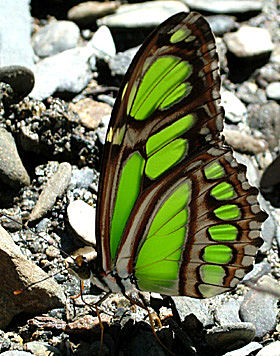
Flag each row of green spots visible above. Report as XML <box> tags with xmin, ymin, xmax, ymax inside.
<box><xmin>200</xmin><ymin>264</ymin><xmax>225</xmax><ymax>286</ymax></box>
<box><xmin>208</xmin><ymin>224</ymin><xmax>238</xmax><ymax>241</ymax></box>
<box><xmin>204</xmin><ymin>161</ymin><xmax>225</xmax><ymax>180</ymax></box>
<box><xmin>169</xmin><ymin>27</ymin><xmax>195</xmax><ymax>44</ymax></box>
<box><xmin>203</xmin><ymin>244</ymin><xmax>232</xmax><ymax>264</ymax></box>
<box><xmin>211</xmin><ymin>182</ymin><xmax>235</xmax><ymax>200</ymax></box>
<box><xmin>214</xmin><ymin>204</ymin><xmax>240</xmax><ymax>220</ymax></box>
<box><xmin>128</xmin><ymin>56</ymin><xmax>193</xmax><ymax>120</ymax></box>
<box><xmin>205</xmin><ymin>161</ymin><xmax>240</xmax><ymax>244</ymax></box>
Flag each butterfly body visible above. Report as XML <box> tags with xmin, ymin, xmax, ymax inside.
<box><xmin>71</xmin><ymin>11</ymin><xmax>267</xmax><ymax>300</ymax></box>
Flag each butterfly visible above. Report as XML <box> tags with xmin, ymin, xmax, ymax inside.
<box><xmin>69</xmin><ymin>11</ymin><xmax>267</xmax><ymax>301</ymax></box>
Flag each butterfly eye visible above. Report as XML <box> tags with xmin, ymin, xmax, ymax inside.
<box><xmin>65</xmin><ymin>246</ymin><xmax>97</xmax><ymax>281</ymax></box>
<box><xmin>76</xmin><ymin>255</ymin><xmax>85</xmax><ymax>267</ymax></box>
<box><xmin>66</xmin><ymin>255</ymin><xmax>91</xmax><ymax>280</ymax></box>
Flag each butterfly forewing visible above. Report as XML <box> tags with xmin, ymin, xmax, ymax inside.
<box><xmin>96</xmin><ymin>12</ymin><xmax>267</xmax><ymax>297</ymax></box>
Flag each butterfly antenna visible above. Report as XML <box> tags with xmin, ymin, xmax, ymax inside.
<box><xmin>0</xmin><ymin>212</ymin><xmax>80</xmax><ymax>294</ymax></box>
<box><xmin>0</xmin><ymin>212</ymin><xmax>74</xmax><ymax>261</ymax></box>
<box><xmin>13</xmin><ymin>264</ymin><xmax>69</xmax><ymax>295</ymax></box>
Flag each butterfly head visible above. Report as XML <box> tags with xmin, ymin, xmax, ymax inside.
<box><xmin>65</xmin><ymin>246</ymin><xmax>98</xmax><ymax>281</ymax></box>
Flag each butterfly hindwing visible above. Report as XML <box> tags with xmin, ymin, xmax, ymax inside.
<box><xmin>96</xmin><ymin>12</ymin><xmax>267</xmax><ymax>297</ymax></box>
<box><xmin>114</xmin><ymin>145</ymin><xmax>266</xmax><ymax>298</ymax></box>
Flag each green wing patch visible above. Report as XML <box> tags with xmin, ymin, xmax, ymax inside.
<box><xmin>135</xmin><ymin>181</ymin><xmax>190</xmax><ymax>294</ymax></box>
<box><xmin>110</xmin><ymin>153</ymin><xmax>145</xmax><ymax>259</ymax></box>
<box><xmin>128</xmin><ymin>56</ymin><xmax>193</xmax><ymax>120</ymax></box>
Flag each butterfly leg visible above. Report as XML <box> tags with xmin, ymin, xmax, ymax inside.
<box><xmin>77</xmin><ymin>288</ymin><xmax>111</xmax><ymax>356</ymax></box>
<box><xmin>124</xmin><ymin>292</ymin><xmax>175</xmax><ymax>356</ymax></box>
<box><xmin>70</xmin><ymin>280</ymin><xmax>85</xmax><ymax>300</ymax></box>
<box><xmin>94</xmin><ymin>305</ymin><xmax>104</xmax><ymax>356</ymax></box>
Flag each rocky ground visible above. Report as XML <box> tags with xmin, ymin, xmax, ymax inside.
<box><xmin>0</xmin><ymin>0</ymin><xmax>280</xmax><ymax>355</ymax></box>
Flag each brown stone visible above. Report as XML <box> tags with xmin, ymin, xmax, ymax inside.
<box><xmin>70</xmin><ymin>98</ymin><xmax>111</xmax><ymax>129</ymax></box>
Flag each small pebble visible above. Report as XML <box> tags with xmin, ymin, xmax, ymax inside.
<box><xmin>221</xmin><ymin>90</ymin><xmax>247</xmax><ymax>123</ymax></box>
<box><xmin>0</xmin><ymin>65</ymin><xmax>34</xmax><ymax>103</ymax></box>
<box><xmin>24</xmin><ymin>341</ymin><xmax>62</xmax><ymax>356</ymax></box>
<box><xmin>32</xmin><ymin>20</ymin><xmax>80</xmax><ymax>58</ymax></box>
<box><xmin>182</xmin><ymin>0</ymin><xmax>263</xmax><ymax>14</ymax></box>
<box><xmin>90</xmin><ymin>25</ymin><xmax>116</xmax><ymax>58</ymax></box>
<box><xmin>70</xmin><ymin>98</ymin><xmax>112</xmax><ymax>129</ymax></box>
<box><xmin>266</xmin><ymin>82</ymin><xmax>280</xmax><ymax>100</ymax></box>
<box><xmin>97</xmin><ymin>1</ymin><xmax>189</xmax><ymax>28</ymax></box>
<box><xmin>223</xmin><ymin>129</ymin><xmax>267</xmax><ymax>154</ymax></box>
<box><xmin>224</xmin><ymin>26</ymin><xmax>274</xmax><ymax>58</ymax></box>
<box><xmin>68</xmin><ymin>1</ymin><xmax>120</xmax><ymax>27</ymax></box>
<box><xmin>240</xmin><ymin>276</ymin><xmax>279</xmax><ymax>338</ymax></box>
<box><xmin>205</xmin><ymin>323</ymin><xmax>256</xmax><ymax>353</ymax></box>
<box><xmin>0</xmin><ymin>225</ymin><xmax>65</xmax><ymax>329</ymax></box>
<box><xmin>30</xmin><ymin>47</ymin><xmax>96</xmax><ymax>100</ymax></box>
<box><xmin>172</xmin><ymin>296</ymin><xmax>214</xmax><ymax>328</ymax></box>
<box><xmin>206</xmin><ymin>15</ymin><xmax>236</xmax><ymax>36</ymax></box>
<box><xmin>29</xmin><ymin>162</ymin><xmax>72</xmax><ymax>222</ymax></box>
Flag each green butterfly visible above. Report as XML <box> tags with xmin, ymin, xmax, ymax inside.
<box><xmin>70</xmin><ymin>11</ymin><xmax>267</xmax><ymax>300</ymax></box>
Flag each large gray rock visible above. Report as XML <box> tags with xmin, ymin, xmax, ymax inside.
<box><xmin>182</xmin><ymin>0</ymin><xmax>263</xmax><ymax>14</ymax></box>
<box><xmin>0</xmin><ymin>0</ymin><xmax>34</xmax><ymax>68</ymax></box>
<box><xmin>240</xmin><ymin>276</ymin><xmax>279</xmax><ymax>338</ymax></box>
<box><xmin>97</xmin><ymin>1</ymin><xmax>189</xmax><ymax>28</ymax></box>
<box><xmin>30</xmin><ymin>45</ymin><xmax>96</xmax><ymax>100</ymax></box>
<box><xmin>0</xmin><ymin>225</ymin><xmax>65</xmax><ymax>329</ymax></box>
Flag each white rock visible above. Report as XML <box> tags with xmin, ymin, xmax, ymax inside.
<box><xmin>32</xmin><ymin>20</ymin><xmax>80</xmax><ymax>58</ymax></box>
<box><xmin>224</xmin><ymin>26</ymin><xmax>274</xmax><ymax>58</ymax></box>
<box><xmin>67</xmin><ymin>200</ymin><xmax>96</xmax><ymax>245</ymax></box>
<box><xmin>30</xmin><ymin>46</ymin><xmax>95</xmax><ymax>100</ymax></box>
<box><xmin>90</xmin><ymin>25</ymin><xmax>116</xmax><ymax>58</ymax></box>
<box><xmin>97</xmin><ymin>1</ymin><xmax>189</xmax><ymax>28</ymax></box>
<box><xmin>271</xmin><ymin>45</ymin><xmax>280</xmax><ymax>65</ymax></box>
<box><xmin>266</xmin><ymin>82</ymin><xmax>280</xmax><ymax>100</ymax></box>
<box><xmin>256</xmin><ymin>341</ymin><xmax>280</xmax><ymax>356</ymax></box>
<box><xmin>182</xmin><ymin>0</ymin><xmax>262</xmax><ymax>13</ymax></box>
<box><xmin>221</xmin><ymin>90</ymin><xmax>247</xmax><ymax>123</ymax></box>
